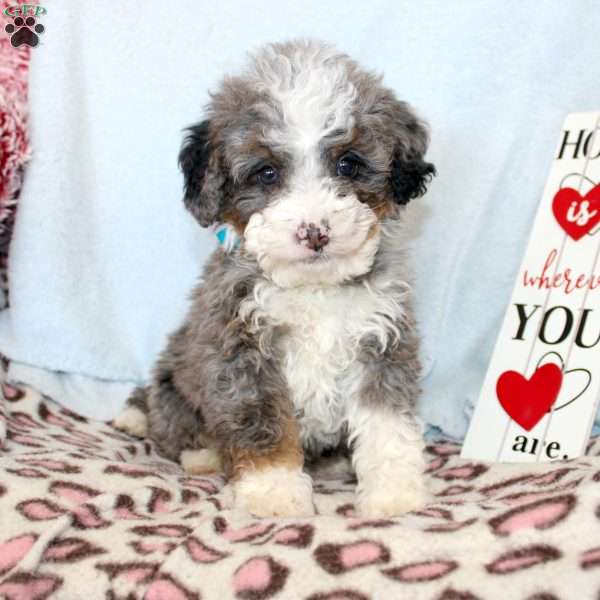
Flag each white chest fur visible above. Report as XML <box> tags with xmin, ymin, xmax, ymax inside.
<box><xmin>240</xmin><ymin>279</ymin><xmax>406</xmax><ymax>449</ymax></box>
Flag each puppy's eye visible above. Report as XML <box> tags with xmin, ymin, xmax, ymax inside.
<box><xmin>257</xmin><ymin>165</ymin><xmax>279</xmax><ymax>185</ymax></box>
<box><xmin>336</xmin><ymin>154</ymin><xmax>360</xmax><ymax>178</ymax></box>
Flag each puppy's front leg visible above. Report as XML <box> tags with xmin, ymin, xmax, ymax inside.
<box><xmin>349</xmin><ymin>326</ymin><xmax>428</xmax><ymax>518</ymax></box>
<box><xmin>348</xmin><ymin>405</ymin><xmax>427</xmax><ymax>517</ymax></box>
<box><xmin>229</xmin><ymin>417</ymin><xmax>314</xmax><ymax>517</ymax></box>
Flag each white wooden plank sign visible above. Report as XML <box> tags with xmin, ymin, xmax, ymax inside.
<box><xmin>461</xmin><ymin>111</ymin><xmax>600</xmax><ymax>463</ymax></box>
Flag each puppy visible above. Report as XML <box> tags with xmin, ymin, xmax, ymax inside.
<box><xmin>115</xmin><ymin>40</ymin><xmax>435</xmax><ymax>518</ymax></box>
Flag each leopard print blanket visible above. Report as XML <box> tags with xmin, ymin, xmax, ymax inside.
<box><xmin>1</xmin><ymin>379</ymin><xmax>599</xmax><ymax>600</ymax></box>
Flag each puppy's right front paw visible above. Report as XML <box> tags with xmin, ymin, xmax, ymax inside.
<box><xmin>234</xmin><ymin>467</ymin><xmax>315</xmax><ymax>518</ymax></box>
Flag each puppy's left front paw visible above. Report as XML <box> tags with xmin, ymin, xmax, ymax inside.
<box><xmin>234</xmin><ymin>467</ymin><xmax>315</xmax><ymax>518</ymax></box>
<box><xmin>357</xmin><ymin>478</ymin><xmax>427</xmax><ymax>518</ymax></box>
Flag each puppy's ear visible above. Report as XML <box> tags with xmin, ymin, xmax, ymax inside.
<box><xmin>390</xmin><ymin>118</ymin><xmax>436</xmax><ymax>205</ymax></box>
<box><xmin>179</xmin><ymin>120</ymin><xmax>227</xmax><ymax>227</ymax></box>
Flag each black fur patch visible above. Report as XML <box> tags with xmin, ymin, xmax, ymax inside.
<box><xmin>390</xmin><ymin>153</ymin><xmax>436</xmax><ymax>205</ymax></box>
<box><xmin>178</xmin><ymin>120</ymin><xmax>226</xmax><ymax>226</ymax></box>
<box><xmin>179</xmin><ymin>121</ymin><xmax>211</xmax><ymax>205</ymax></box>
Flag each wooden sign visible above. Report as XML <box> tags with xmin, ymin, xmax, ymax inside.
<box><xmin>461</xmin><ymin>111</ymin><xmax>600</xmax><ymax>462</ymax></box>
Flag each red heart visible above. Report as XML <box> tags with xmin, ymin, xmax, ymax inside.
<box><xmin>496</xmin><ymin>364</ymin><xmax>563</xmax><ymax>431</ymax></box>
<box><xmin>552</xmin><ymin>184</ymin><xmax>600</xmax><ymax>241</ymax></box>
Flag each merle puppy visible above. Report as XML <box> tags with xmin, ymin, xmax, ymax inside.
<box><xmin>115</xmin><ymin>40</ymin><xmax>435</xmax><ymax>518</ymax></box>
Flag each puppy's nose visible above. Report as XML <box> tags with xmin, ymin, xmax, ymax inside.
<box><xmin>297</xmin><ymin>222</ymin><xmax>330</xmax><ymax>252</ymax></box>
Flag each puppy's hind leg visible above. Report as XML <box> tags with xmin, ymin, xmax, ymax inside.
<box><xmin>146</xmin><ymin>366</ymin><xmax>206</xmax><ymax>465</ymax></box>
<box><xmin>148</xmin><ymin>368</ymin><xmax>223</xmax><ymax>474</ymax></box>
<box><xmin>113</xmin><ymin>385</ymin><xmax>150</xmax><ymax>438</ymax></box>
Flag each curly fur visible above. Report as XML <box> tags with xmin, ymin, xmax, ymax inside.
<box><xmin>116</xmin><ymin>40</ymin><xmax>435</xmax><ymax>518</ymax></box>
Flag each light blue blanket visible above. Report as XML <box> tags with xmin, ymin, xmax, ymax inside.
<box><xmin>2</xmin><ymin>0</ymin><xmax>600</xmax><ymax>434</ymax></box>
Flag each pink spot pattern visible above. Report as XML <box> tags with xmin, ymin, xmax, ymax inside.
<box><xmin>214</xmin><ymin>517</ymin><xmax>275</xmax><ymax>543</ymax></box>
<box><xmin>42</xmin><ymin>537</ymin><xmax>105</xmax><ymax>563</ymax></box>
<box><xmin>17</xmin><ymin>499</ymin><xmax>66</xmax><ymax>521</ymax></box>
<box><xmin>382</xmin><ymin>559</ymin><xmax>458</xmax><ymax>582</ymax></box>
<box><xmin>0</xmin><ymin>573</ymin><xmax>62</xmax><ymax>599</ymax></box>
<box><xmin>185</xmin><ymin>536</ymin><xmax>228</xmax><ymax>563</ymax></box>
<box><xmin>485</xmin><ymin>544</ymin><xmax>561</xmax><ymax>574</ymax></box>
<box><xmin>581</xmin><ymin>546</ymin><xmax>600</xmax><ymax>569</ymax></box>
<box><xmin>233</xmin><ymin>556</ymin><xmax>289</xmax><ymax>599</ymax></box>
<box><xmin>145</xmin><ymin>576</ymin><xmax>199</xmax><ymax>600</ymax></box>
<box><xmin>0</xmin><ymin>534</ymin><xmax>37</xmax><ymax>576</ymax></box>
<box><xmin>489</xmin><ymin>495</ymin><xmax>576</xmax><ymax>536</ymax></box>
<box><xmin>314</xmin><ymin>541</ymin><xmax>390</xmax><ymax>574</ymax></box>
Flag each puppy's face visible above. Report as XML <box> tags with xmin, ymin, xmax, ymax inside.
<box><xmin>180</xmin><ymin>41</ymin><xmax>435</xmax><ymax>287</ymax></box>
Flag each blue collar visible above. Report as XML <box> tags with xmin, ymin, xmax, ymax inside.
<box><xmin>214</xmin><ymin>223</ymin><xmax>241</xmax><ymax>252</ymax></box>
